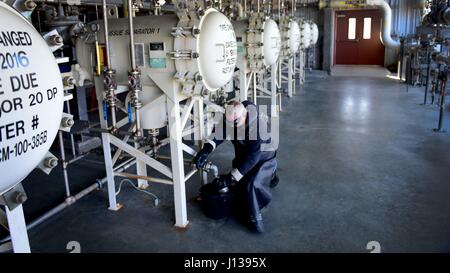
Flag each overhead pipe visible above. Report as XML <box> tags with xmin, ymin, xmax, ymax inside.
<box><xmin>320</xmin><ymin>0</ymin><xmax>400</xmax><ymax>49</ymax></box>
<box><xmin>366</xmin><ymin>0</ymin><xmax>400</xmax><ymax>49</ymax></box>
<box><xmin>235</xmin><ymin>2</ymin><xmax>244</xmax><ymax>19</ymax></box>
<box><xmin>292</xmin><ymin>0</ymin><xmax>295</xmax><ymax>17</ymax></box>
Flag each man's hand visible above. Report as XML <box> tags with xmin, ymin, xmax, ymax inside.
<box><xmin>192</xmin><ymin>143</ymin><xmax>214</xmax><ymax>169</ymax></box>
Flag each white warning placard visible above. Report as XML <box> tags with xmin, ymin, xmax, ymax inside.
<box><xmin>0</xmin><ymin>2</ymin><xmax>64</xmax><ymax>195</ymax></box>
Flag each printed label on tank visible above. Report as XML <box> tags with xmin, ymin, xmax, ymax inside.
<box><xmin>196</xmin><ymin>9</ymin><xmax>237</xmax><ymax>90</ymax></box>
<box><xmin>109</xmin><ymin>27</ymin><xmax>161</xmax><ymax>36</ymax></box>
<box><xmin>222</xmin><ymin>32</ymin><xmax>237</xmax><ymax>74</ymax></box>
<box><xmin>0</xmin><ymin>3</ymin><xmax>64</xmax><ymax>193</ymax></box>
<box><xmin>0</xmin><ymin>38</ymin><xmax>56</xmax><ymax>160</ymax></box>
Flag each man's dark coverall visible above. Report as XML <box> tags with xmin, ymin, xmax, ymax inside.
<box><xmin>198</xmin><ymin>100</ymin><xmax>278</xmax><ymax>229</ymax></box>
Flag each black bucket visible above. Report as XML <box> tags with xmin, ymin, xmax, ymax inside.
<box><xmin>200</xmin><ymin>182</ymin><xmax>235</xmax><ymax>220</ymax></box>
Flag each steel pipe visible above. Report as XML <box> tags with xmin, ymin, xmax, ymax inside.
<box><xmin>102</xmin><ymin>0</ymin><xmax>112</xmax><ymax>68</ymax></box>
<box><xmin>128</xmin><ymin>0</ymin><xmax>136</xmax><ymax>69</ymax></box>
<box><xmin>115</xmin><ymin>172</ymin><xmax>174</xmax><ymax>185</ymax></box>
<box><xmin>366</xmin><ymin>0</ymin><xmax>400</xmax><ymax>49</ymax></box>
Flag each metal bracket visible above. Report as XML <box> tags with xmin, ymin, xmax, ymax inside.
<box><xmin>169</xmin><ymin>50</ymin><xmax>199</xmax><ymax>60</ymax></box>
<box><xmin>61</xmin><ymin>72</ymin><xmax>75</xmax><ymax>91</ymax></box>
<box><xmin>12</xmin><ymin>0</ymin><xmax>36</xmax><ymax>21</ymax></box>
<box><xmin>43</xmin><ymin>29</ymin><xmax>64</xmax><ymax>52</ymax></box>
<box><xmin>60</xmin><ymin>112</ymin><xmax>75</xmax><ymax>132</ymax></box>
<box><xmin>107</xmin><ymin>5</ymin><xmax>119</xmax><ymax>19</ymax></box>
<box><xmin>36</xmin><ymin>151</ymin><xmax>59</xmax><ymax>175</ymax></box>
<box><xmin>171</xmin><ymin>26</ymin><xmax>200</xmax><ymax>38</ymax></box>
<box><xmin>0</xmin><ymin>184</ymin><xmax>27</xmax><ymax>212</ymax></box>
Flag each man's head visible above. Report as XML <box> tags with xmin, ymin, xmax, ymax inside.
<box><xmin>225</xmin><ymin>100</ymin><xmax>247</xmax><ymax>127</ymax></box>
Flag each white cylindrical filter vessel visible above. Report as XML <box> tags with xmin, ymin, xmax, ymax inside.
<box><xmin>232</xmin><ymin>16</ymin><xmax>281</xmax><ymax>73</ymax></box>
<box><xmin>289</xmin><ymin>20</ymin><xmax>301</xmax><ymax>54</ymax></box>
<box><xmin>279</xmin><ymin>16</ymin><xmax>301</xmax><ymax>57</ymax></box>
<box><xmin>263</xmin><ymin>19</ymin><xmax>281</xmax><ymax>65</ymax></box>
<box><xmin>0</xmin><ymin>2</ymin><xmax>64</xmax><ymax>194</ymax></box>
<box><xmin>197</xmin><ymin>10</ymin><xmax>238</xmax><ymax>90</ymax></box>
<box><xmin>310</xmin><ymin>22</ymin><xmax>319</xmax><ymax>45</ymax></box>
<box><xmin>76</xmin><ymin>9</ymin><xmax>237</xmax><ymax>129</ymax></box>
<box><xmin>300</xmin><ymin>20</ymin><xmax>311</xmax><ymax>49</ymax></box>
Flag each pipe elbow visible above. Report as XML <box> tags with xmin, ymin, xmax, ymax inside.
<box><xmin>367</xmin><ymin>0</ymin><xmax>400</xmax><ymax>49</ymax></box>
<box><xmin>235</xmin><ymin>2</ymin><xmax>244</xmax><ymax>19</ymax></box>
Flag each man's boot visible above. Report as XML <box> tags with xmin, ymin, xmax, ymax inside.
<box><xmin>249</xmin><ymin>214</ymin><xmax>264</xmax><ymax>233</ymax></box>
<box><xmin>270</xmin><ymin>172</ymin><xmax>279</xmax><ymax>189</ymax></box>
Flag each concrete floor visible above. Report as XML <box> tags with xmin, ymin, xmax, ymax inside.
<box><xmin>331</xmin><ymin>65</ymin><xmax>393</xmax><ymax>77</ymax></box>
<box><xmin>18</xmin><ymin>70</ymin><xmax>450</xmax><ymax>253</ymax></box>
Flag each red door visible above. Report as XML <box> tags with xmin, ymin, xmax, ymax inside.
<box><xmin>335</xmin><ymin>9</ymin><xmax>385</xmax><ymax>66</ymax></box>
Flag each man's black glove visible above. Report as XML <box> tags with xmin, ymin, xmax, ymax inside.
<box><xmin>192</xmin><ymin>143</ymin><xmax>214</xmax><ymax>169</ymax></box>
<box><xmin>212</xmin><ymin>174</ymin><xmax>237</xmax><ymax>194</ymax></box>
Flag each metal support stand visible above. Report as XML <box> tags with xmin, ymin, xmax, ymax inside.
<box><xmin>288</xmin><ymin>58</ymin><xmax>294</xmax><ymax>98</ymax></box>
<box><xmin>96</xmin><ymin>77</ymin><xmax>120</xmax><ymax>211</ymax></box>
<box><xmin>296</xmin><ymin>50</ymin><xmax>305</xmax><ymax>85</ymax></box>
<box><xmin>59</xmin><ymin>131</ymin><xmax>71</xmax><ymax>198</ymax></box>
<box><xmin>293</xmin><ymin>53</ymin><xmax>298</xmax><ymax>95</ymax></box>
<box><xmin>271</xmin><ymin>63</ymin><xmax>278</xmax><ymax>117</ymax></box>
<box><xmin>1</xmin><ymin>184</ymin><xmax>31</xmax><ymax>253</ymax></box>
<box><xmin>4</xmin><ymin>205</ymin><xmax>30</xmax><ymax>253</ymax></box>
<box><xmin>239</xmin><ymin>69</ymin><xmax>248</xmax><ymax>101</ymax></box>
<box><xmin>399</xmin><ymin>38</ymin><xmax>405</xmax><ymax>82</ymax></box>
<box><xmin>101</xmin><ymin>132</ymin><xmax>120</xmax><ymax>211</ymax></box>
<box><xmin>135</xmin><ymin>141</ymin><xmax>148</xmax><ymax>189</ymax></box>
<box><xmin>434</xmin><ymin>67</ymin><xmax>448</xmax><ymax>133</ymax></box>
<box><xmin>167</xmin><ymin>97</ymin><xmax>188</xmax><ymax>228</ymax></box>
<box><xmin>252</xmin><ymin>72</ymin><xmax>257</xmax><ymax>105</ymax></box>
<box><xmin>424</xmin><ymin>48</ymin><xmax>432</xmax><ymax>105</ymax></box>
<box><xmin>65</xmin><ymin>100</ymin><xmax>77</xmax><ymax>158</ymax></box>
<box><xmin>194</xmin><ymin>97</ymin><xmax>208</xmax><ymax>185</ymax></box>
<box><xmin>431</xmin><ymin>70</ymin><xmax>439</xmax><ymax>104</ymax></box>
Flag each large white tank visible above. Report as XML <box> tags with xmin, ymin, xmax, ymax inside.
<box><xmin>289</xmin><ymin>21</ymin><xmax>301</xmax><ymax>54</ymax></box>
<box><xmin>310</xmin><ymin>22</ymin><xmax>319</xmax><ymax>46</ymax></box>
<box><xmin>279</xmin><ymin>16</ymin><xmax>301</xmax><ymax>57</ymax></box>
<box><xmin>0</xmin><ymin>2</ymin><xmax>64</xmax><ymax>194</ymax></box>
<box><xmin>263</xmin><ymin>19</ymin><xmax>282</xmax><ymax>65</ymax></box>
<box><xmin>232</xmin><ymin>15</ymin><xmax>281</xmax><ymax>73</ymax></box>
<box><xmin>300</xmin><ymin>20</ymin><xmax>311</xmax><ymax>49</ymax></box>
<box><xmin>76</xmin><ymin>9</ymin><xmax>237</xmax><ymax>129</ymax></box>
